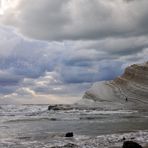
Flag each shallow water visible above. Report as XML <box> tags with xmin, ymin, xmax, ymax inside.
<box><xmin>0</xmin><ymin>105</ymin><xmax>148</xmax><ymax>148</ymax></box>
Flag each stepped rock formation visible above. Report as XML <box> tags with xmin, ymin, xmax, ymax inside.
<box><xmin>83</xmin><ymin>62</ymin><xmax>148</xmax><ymax>110</ymax></box>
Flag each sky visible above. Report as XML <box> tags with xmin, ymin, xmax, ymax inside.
<box><xmin>0</xmin><ymin>0</ymin><xmax>148</xmax><ymax>104</ymax></box>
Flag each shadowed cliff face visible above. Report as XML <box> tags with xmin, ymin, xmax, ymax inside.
<box><xmin>83</xmin><ymin>62</ymin><xmax>148</xmax><ymax>110</ymax></box>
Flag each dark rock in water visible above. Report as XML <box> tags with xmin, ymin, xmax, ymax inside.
<box><xmin>48</xmin><ymin>105</ymin><xmax>60</xmax><ymax>111</ymax></box>
<box><xmin>122</xmin><ymin>141</ymin><xmax>143</xmax><ymax>148</ymax></box>
<box><xmin>48</xmin><ymin>104</ymin><xmax>74</xmax><ymax>111</ymax></box>
<box><xmin>65</xmin><ymin>132</ymin><xmax>74</xmax><ymax>137</ymax></box>
<box><xmin>51</xmin><ymin>143</ymin><xmax>78</xmax><ymax>148</ymax></box>
<box><xmin>50</xmin><ymin>118</ymin><xmax>57</xmax><ymax>121</ymax></box>
<box><xmin>62</xmin><ymin>143</ymin><xmax>78</xmax><ymax>148</ymax></box>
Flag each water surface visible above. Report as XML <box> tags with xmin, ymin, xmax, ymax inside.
<box><xmin>0</xmin><ymin>105</ymin><xmax>147</xmax><ymax>148</ymax></box>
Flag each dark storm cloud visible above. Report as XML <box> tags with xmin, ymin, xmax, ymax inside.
<box><xmin>73</xmin><ymin>36</ymin><xmax>148</xmax><ymax>56</ymax></box>
<box><xmin>0</xmin><ymin>86</ymin><xmax>17</xmax><ymax>94</ymax></box>
<box><xmin>0</xmin><ymin>76</ymin><xmax>20</xmax><ymax>86</ymax></box>
<box><xmin>1</xmin><ymin>0</ymin><xmax>148</xmax><ymax>41</ymax></box>
<box><xmin>59</xmin><ymin>60</ymin><xmax>124</xmax><ymax>84</ymax></box>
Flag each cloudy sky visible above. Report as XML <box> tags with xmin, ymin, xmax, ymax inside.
<box><xmin>0</xmin><ymin>0</ymin><xmax>147</xmax><ymax>104</ymax></box>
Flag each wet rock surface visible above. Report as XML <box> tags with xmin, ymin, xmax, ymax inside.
<box><xmin>65</xmin><ymin>132</ymin><xmax>74</xmax><ymax>137</ymax></box>
<box><xmin>122</xmin><ymin>141</ymin><xmax>143</xmax><ymax>148</ymax></box>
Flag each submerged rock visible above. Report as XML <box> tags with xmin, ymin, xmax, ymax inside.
<box><xmin>51</xmin><ymin>143</ymin><xmax>78</xmax><ymax>148</ymax></box>
<box><xmin>122</xmin><ymin>141</ymin><xmax>143</xmax><ymax>148</ymax></box>
<box><xmin>48</xmin><ymin>104</ymin><xmax>73</xmax><ymax>111</ymax></box>
<box><xmin>65</xmin><ymin>132</ymin><xmax>74</xmax><ymax>137</ymax></box>
<box><xmin>48</xmin><ymin>105</ymin><xmax>60</xmax><ymax>111</ymax></box>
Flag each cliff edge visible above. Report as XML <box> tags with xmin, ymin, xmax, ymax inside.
<box><xmin>83</xmin><ymin>62</ymin><xmax>148</xmax><ymax>110</ymax></box>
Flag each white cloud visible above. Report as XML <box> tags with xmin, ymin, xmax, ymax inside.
<box><xmin>16</xmin><ymin>87</ymin><xmax>36</xmax><ymax>96</ymax></box>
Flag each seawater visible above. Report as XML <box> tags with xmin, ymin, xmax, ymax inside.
<box><xmin>0</xmin><ymin>105</ymin><xmax>148</xmax><ymax>148</ymax></box>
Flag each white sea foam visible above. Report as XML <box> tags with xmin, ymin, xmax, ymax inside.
<box><xmin>0</xmin><ymin>131</ymin><xmax>148</xmax><ymax>148</ymax></box>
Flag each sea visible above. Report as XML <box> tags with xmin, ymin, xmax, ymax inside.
<box><xmin>0</xmin><ymin>104</ymin><xmax>148</xmax><ymax>148</ymax></box>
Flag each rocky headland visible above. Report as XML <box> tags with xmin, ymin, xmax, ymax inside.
<box><xmin>83</xmin><ymin>62</ymin><xmax>148</xmax><ymax>110</ymax></box>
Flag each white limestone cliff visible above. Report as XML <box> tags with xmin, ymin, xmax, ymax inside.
<box><xmin>83</xmin><ymin>62</ymin><xmax>148</xmax><ymax>110</ymax></box>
